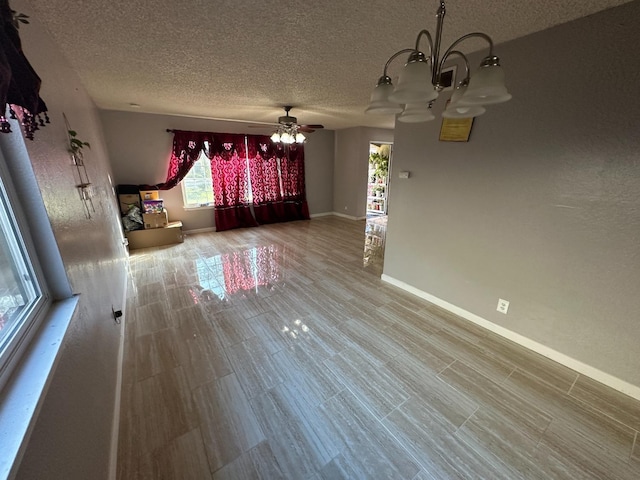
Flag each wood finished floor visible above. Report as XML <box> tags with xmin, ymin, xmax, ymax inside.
<box><xmin>118</xmin><ymin>216</ymin><xmax>640</xmax><ymax>479</ymax></box>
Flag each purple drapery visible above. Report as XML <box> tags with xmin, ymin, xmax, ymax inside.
<box><xmin>0</xmin><ymin>0</ymin><xmax>49</xmax><ymax>139</ymax></box>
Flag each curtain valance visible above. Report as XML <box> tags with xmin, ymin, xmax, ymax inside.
<box><xmin>0</xmin><ymin>0</ymin><xmax>49</xmax><ymax>140</ymax></box>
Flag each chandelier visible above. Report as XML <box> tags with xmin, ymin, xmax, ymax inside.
<box><xmin>365</xmin><ymin>1</ymin><xmax>512</xmax><ymax>123</ymax></box>
<box><xmin>270</xmin><ymin>125</ymin><xmax>305</xmax><ymax>144</ymax></box>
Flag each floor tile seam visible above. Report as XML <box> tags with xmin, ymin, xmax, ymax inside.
<box><xmin>535</xmin><ymin>428</ymin><xmax>640</xmax><ymax>479</ymax></box>
<box><xmin>566</xmin><ymin>382</ymin><xmax>640</xmax><ymax>425</ymax></box>
<box><xmin>188</xmin><ymin>425</ymin><xmax>216</xmax><ymax>479</ymax></box>
<box><xmin>437</xmin><ymin>362</ymin><xmax>554</xmax><ymax>436</ymax></box>
<box><xmin>562</xmin><ymin>387</ymin><xmax>640</xmax><ymax>435</ymax></box>
<box><xmin>452</xmin><ymin>405</ymin><xmax>480</xmax><ymax>435</ymax></box>
<box><xmin>631</xmin><ymin>431</ymin><xmax>638</xmax><ymax>462</ymax></box>
<box><xmin>567</xmin><ymin>374</ymin><xmax>640</xmax><ymax>418</ymax></box>
<box><xmin>462</xmin><ymin>396</ymin><xmax>552</xmax><ymax>447</ymax></box>
<box><xmin>230</xmin><ymin>362</ymin><xmax>286</xmax><ymax>404</ymax></box>
<box><xmin>537</xmin><ymin>414</ymin><xmax>637</xmax><ymax>466</ymax></box>
<box><xmin>506</xmin><ymin>366</ymin><xmax>589</xmax><ymax>414</ymax></box>
<box><xmin>450</xmin><ymin>416</ymin><xmax>532</xmax><ymax>480</ymax></box>
<box><xmin>567</xmin><ymin>372</ymin><xmax>580</xmax><ymax>395</ymax></box>
<box><xmin>367</xmin><ymin>401</ymin><xmax>431</xmax><ymax>476</ymax></box>
<box><xmin>323</xmin><ymin>353</ymin><xmax>411</xmax><ymax>410</ymax></box>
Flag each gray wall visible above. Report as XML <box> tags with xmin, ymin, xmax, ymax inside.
<box><xmin>384</xmin><ymin>1</ymin><xmax>640</xmax><ymax>389</ymax></box>
<box><xmin>13</xmin><ymin>1</ymin><xmax>128</xmax><ymax>478</ymax></box>
<box><xmin>334</xmin><ymin>127</ymin><xmax>394</xmax><ymax>217</ymax></box>
<box><xmin>100</xmin><ymin>110</ymin><xmax>335</xmax><ymax>230</ymax></box>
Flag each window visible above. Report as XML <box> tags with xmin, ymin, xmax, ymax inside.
<box><xmin>181</xmin><ymin>149</ymin><xmax>214</xmax><ymax>208</ymax></box>
<box><xmin>0</xmin><ymin>144</ymin><xmax>49</xmax><ymax>390</ymax></box>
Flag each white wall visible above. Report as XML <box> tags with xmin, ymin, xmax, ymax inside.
<box><xmin>100</xmin><ymin>110</ymin><xmax>335</xmax><ymax>230</ymax></box>
<box><xmin>12</xmin><ymin>1</ymin><xmax>128</xmax><ymax>478</ymax></box>
<box><xmin>334</xmin><ymin>127</ymin><xmax>394</xmax><ymax>217</ymax></box>
<box><xmin>384</xmin><ymin>1</ymin><xmax>640</xmax><ymax>391</ymax></box>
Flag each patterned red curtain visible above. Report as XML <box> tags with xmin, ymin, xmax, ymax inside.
<box><xmin>278</xmin><ymin>144</ymin><xmax>310</xmax><ymax>221</ymax></box>
<box><xmin>151</xmin><ymin>130</ymin><xmax>213</xmax><ymax>190</ymax></box>
<box><xmin>1</xmin><ymin>0</ymin><xmax>49</xmax><ymax>140</ymax></box>
<box><xmin>247</xmin><ymin>135</ymin><xmax>285</xmax><ymax>224</ymax></box>
<box><xmin>208</xmin><ymin>134</ymin><xmax>258</xmax><ymax>231</ymax></box>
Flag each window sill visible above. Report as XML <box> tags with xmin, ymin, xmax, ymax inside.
<box><xmin>183</xmin><ymin>204</ymin><xmax>215</xmax><ymax>211</ymax></box>
<box><xmin>0</xmin><ymin>295</ymin><xmax>79</xmax><ymax>480</ymax></box>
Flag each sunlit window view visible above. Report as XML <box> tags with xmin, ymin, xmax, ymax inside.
<box><xmin>0</xmin><ymin>178</ymin><xmax>41</xmax><ymax>354</ymax></box>
<box><xmin>181</xmin><ymin>151</ymin><xmax>215</xmax><ymax>207</ymax></box>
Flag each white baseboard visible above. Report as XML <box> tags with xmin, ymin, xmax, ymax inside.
<box><xmin>309</xmin><ymin>212</ymin><xmax>334</xmax><ymax>218</ymax></box>
<box><xmin>108</xmin><ymin>269</ymin><xmax>128</xmax><ymax>480</ymax></box>
<box><xmin>330</xmin><ymin>212</ymin><xmax>366</xmax><ymax>221</ymax></box>
<box><xmin>381</xmin><ymin>274</ymin><xmax>640</xmax><ymax>401</ymax></box>
<box><xmin>183</xmin><ymin>227</ymin><xmax>216</xmax><ymax>234</ymax></box>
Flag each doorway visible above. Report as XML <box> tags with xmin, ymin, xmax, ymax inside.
<box><xmin>363</xmin><ymin>142</ymin><xmax>392</xmax><ymax>274</ymax></box>
<box><xmin>366</xmin><ymin>143</ymin><xmax>392</xmax><ymax>216</ymax></box>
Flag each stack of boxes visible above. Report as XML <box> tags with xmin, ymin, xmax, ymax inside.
<box><xmin>117</xmin><ymin>185</ymin><xmax>184</xmax><ymax>250</ymax></box>
<box><xmin>139</xmin><ymin>190</ymin><xmax>168</xmax><ymax>229</ymax></box>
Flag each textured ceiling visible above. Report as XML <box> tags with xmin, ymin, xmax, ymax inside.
<box><xmin>21</xmin><ymin>0</ymin><xmax>633</xmax><ymax>130</ymax></box>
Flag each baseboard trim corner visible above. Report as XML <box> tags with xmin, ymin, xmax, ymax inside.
<box><xmin>183</xmin><ymin>227</ymin><xmax>216</xmax><ymax>234</ymax></box>
<box><xmin>331</xmin><ymin>212</ymin><xmax>366</xmax><ymax>220</ymax></box>
<box><xmin>381</xmin><ymin>274</ymin><xmax>640</xmax><ymax>401</ymax></box>
<box><xmin>309</xmin><ymin>212</ymin><xmax>334</xmax><ymax>218</ymax></box>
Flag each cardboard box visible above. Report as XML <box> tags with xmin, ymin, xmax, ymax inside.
<box><xmin>142</xmin><ymin>199</ymin><xmax>164</xmax><ymax>214</ymax></box>
<box><xmin>125</xmin><ymin>221</ymin><xmax>183</xmax><ymax>250</ymax></box>
<box><xmin>118</xmin><ymin>193</ymin><xmax>141</xmax><ymax>214</ymax></box>
<box><xmin>139</xmin><ymin>190</ymin><xmax>160</xmax><ymax>201</ymax></box>
<box><xmin>142</xmin><ymin>209</ymin><xmax>169</xmax><ymax>229</ymax></box>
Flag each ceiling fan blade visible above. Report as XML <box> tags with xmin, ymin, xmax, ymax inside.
<box><xmin>298</xmin><ymin>124</ymin><xmax>324</xmax><ymax>133</ymax></box>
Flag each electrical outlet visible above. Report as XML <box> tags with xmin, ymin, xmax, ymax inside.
<box><xmin>497</xmin><ymin>298</ymin><xmax>509</xmax><ymax>314</ymax></box>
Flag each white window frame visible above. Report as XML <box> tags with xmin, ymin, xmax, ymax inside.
<box><xmin>181</xmin><ymin>149</ymin><xmax>215</xmax><ymax>209</ymax></box>
<box><xmin>0</xmin><ymin>121</ymin><xmax>77</xmax><ymax>479</ymax></box>
<box><xmin>0</xmin><ymin>143</ymin><xmax>50</xmax><ymax>392</ymax></box>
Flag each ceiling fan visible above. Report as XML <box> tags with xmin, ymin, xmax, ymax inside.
<box><xmin>274</xmin><ymin>106</ymin><xmax>324</xmax><ymax>133</ymax></box>
<box><xmin>253</xmin><ymin>106</ymin><xmax>324</xmax><ymax>144</ymax></box>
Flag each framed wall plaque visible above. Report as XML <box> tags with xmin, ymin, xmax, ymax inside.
<box><xmin>439</xmin><ymin>117</ymin><xmax>474</xmax><ymax>142</ymax></box>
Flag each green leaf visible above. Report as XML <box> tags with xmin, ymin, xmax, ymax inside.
<box><xmin>68</xmin><ymin>130</ymin><xmax>77</xmax><ymax>137</ymax></box>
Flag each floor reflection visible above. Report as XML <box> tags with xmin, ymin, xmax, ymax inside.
<box><xmin>194</xmin><ymin>244</ymin><xmax>283</xmax><ymax>302</ymax></box>
<box><xmin>364</xmin><ymin>215</ymin><xmax>387</xmax><ymax>274</ymax></box>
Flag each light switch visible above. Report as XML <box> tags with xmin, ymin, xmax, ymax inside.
<box><xmin>399</xmin><ymin>171</ymin><xmax>410</xmax><ymax>179</ymax></box>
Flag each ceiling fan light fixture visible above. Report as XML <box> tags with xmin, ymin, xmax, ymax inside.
<box><xmin>270</xmin><ymin>107</ymin><xmax>322</xmax><ymax>144</ymax></box>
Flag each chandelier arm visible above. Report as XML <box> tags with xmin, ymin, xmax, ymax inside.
<box><xmin>414</xmin><ymin>29</ymin><xmax>434</xmax><ymax>59</ymax></box>
<box><xmin>382</xmin><ymin>48</ymin><xmax>418</xmax><ymax>77</ymax></box>
<box><xmin>438</xmin><ymin>32</ymin><xmax>494</xmax><ymax>78</ymax></box>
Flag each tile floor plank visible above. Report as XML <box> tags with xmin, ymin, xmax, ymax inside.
<box><xmin>118</xmin><ymin>216</ymin><xmax>640</xmax><ymax>479</ymax></box>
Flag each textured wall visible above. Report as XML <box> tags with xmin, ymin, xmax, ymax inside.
<box><xmin>12</xmin><ymin>1</ymin><xmax>128</xmax><ymax>478</ymax></box>
<box><xmin>334</xmin><ymin>127</ymin><xmax>394</xmax><ymax>217</ymax></box>
<box><xmin>384</xmin><ymin>2</ymin><xmax>640</xmax><ymax>387</ymax></box>
<box><xmin>100</xmin><ymin>110</ymin><xmax>335</xmax><ymax>229</ymax></box>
